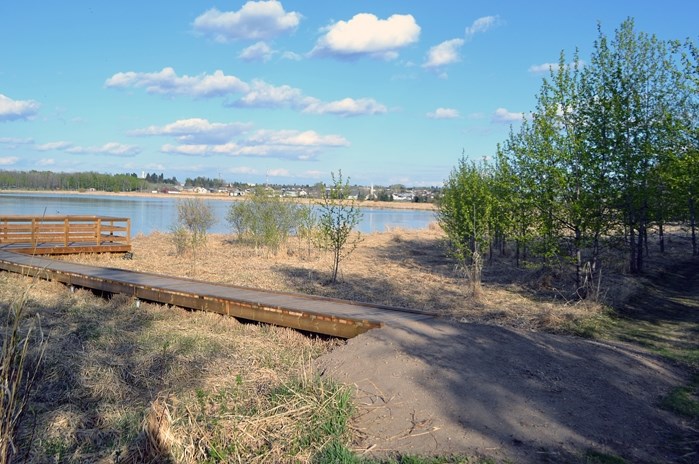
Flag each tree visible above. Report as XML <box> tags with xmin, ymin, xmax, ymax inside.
<box><xmin>226</xmin><ymin>186</ymin><xmax>303</xmax><ymax>254</ymax></box>
<box><xmin>316</xmin><ymin>171</ymin><xmax>363</xmax><ymax>283</ymax></box>
<box><xmin>171</xmin><ymin>198</ymin><xmax>216</xmax><ymax>273</ymax></box>
<box><xmin>438</xmin><ymin>157</ymin><xmax>497</xmax><ymax>295</ymax></box>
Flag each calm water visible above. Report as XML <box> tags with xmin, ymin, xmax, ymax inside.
<box><xmin>0</xmin><ymin>192</ymin><xmax>435</xmax><ymax>235</ymax></box>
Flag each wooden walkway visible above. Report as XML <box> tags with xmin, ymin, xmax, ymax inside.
<box><xmin>0</xmin><ymin>249</ymin><xmax>433</xmax><ymax>338</ymax></box>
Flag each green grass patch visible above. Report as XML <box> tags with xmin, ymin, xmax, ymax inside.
<box><xmin>583</xmin><ymin>449</ymin><xmax>626</xmax><ymax>463</ymax></box>
<box><xmin>661</xmin><ymin>374</ymin><xmax>699</xmax><ymax>419</ymax></box>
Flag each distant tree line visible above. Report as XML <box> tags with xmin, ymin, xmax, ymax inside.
<box><xmin>184</xmin><ymin>176</ymin><xmax>226</xmax><ymax>189</ymax></box>
<box><xmin>0</xmin><ymin>170</ymin><xmax>177</xmax><ymax>192</ymax></box>
<box><xmin>439</xmin><ymin>19</ymin><xmax>698</xmax><ymax>297</ymax></box>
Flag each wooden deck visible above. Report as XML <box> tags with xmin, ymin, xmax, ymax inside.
<box><xmin>0</xmin><ymin>249</ymin><xmax>433</xmax><ymax>338</ymax></box>
<box><xmin>0</xmin><ymin>215</ymin><xmax>131</xmax><ymax>255</ymax></box>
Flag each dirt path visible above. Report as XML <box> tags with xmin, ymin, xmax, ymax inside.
<box><xmin>316</xmin><ymin>259</ymin><xmax>699</xmax><ymax>463</ymax></box>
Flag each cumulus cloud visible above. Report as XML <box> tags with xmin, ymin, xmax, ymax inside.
<box><xmin>161</xmin><ymin>128</ymin><xmax>349</xmax><ymax>160</ymax></box>
<box><xmin>423</xmin><ymin>39</ymin><xmax>464</xmax><ymax>69</ymax></box>
<box><xmin>105</xmin><ymin>67</ymin><xmax>248</xmax><ymax>98</ymax></box>
<box><xmin>231</xmin><ymin>80</ymin><xmax>310</xmax><ymax>109</ymax></box>
<box><xmin>66</xmin><ymin>142</ymin><xmax>141</xmax><ymax>157</ymax></box>
<box><xmin>303</xmin><ymin>97</ymin><xmax>387</xmax><ymax>117</ymax></box>
<box><xmin>312</xmin><ymin>13</ymin><xmax>420</xmax><ymax>59</ymax></box>
<box><xmin>465</xmin><ymin>15</ymin><xmax>501</xmax><ymax>37</ymax></box>
<box><xmin>267</xmin><ymin>168</ymin><xmax>290</xmax><ymax>177</ymax></box>
<box><xmin>0</xmin><ymin>137</ymin><xmax>33</xmax><ymax>144</ymax></box>
<box><xmin>492</xmin><ymin>107</ymin><xmax>524</xmax><ymax>124</ymax></box>
<box><xmin>38</xmin><ymin>140</ymin><xmax>140</xmax><ymax>156</ymax></box>
<box><xmin>193</xmin><ymin>1</ymin><xmax>301</xmax><ymax>42</ymax></box>
<box><xmin>427</xmin><ymin>108</ymin><xmax>460</xmax><ymax>119</ymax></box>
<box><xmin>130</xmin><ymin>118</ymin><xmax>252</xmax><ymax>144</ymax></box>
<box><xmin>0</xmin><ymin>94</ymin><xmax>40</xmax><ymax>121</ymax></box>
<box><xmin>239</xmin><ymin>41</ymin><xmax>274</xmax><ymax>62</ymax></box>
<box><xmin>0</xmin><ymin>157</ymin><xmax>18</xmax><ymax>165</ymax></box>
<box><xmin>229</xmin><ymin>166</ymin><xmax>258</xmax><ymax>174</ymax></box>
<box><xmin>528</xmin><ymin>62</ymin><xmax>559</xmax><ymax>74</ymax></box>
<box><xmin>37</xmin><ymin>158</ymin><xmax>55</xmax><ymax>166</ymax></box>
<box><xmin>36</xmin><ymin>141</ymin><xmax>73</xmax><ymax>151</ymax></box>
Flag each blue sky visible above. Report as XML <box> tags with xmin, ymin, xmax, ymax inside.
<box><xmin>1</xmin><ymin>1</ymin><xmax>696</xmax><ymax>187</ymax></box>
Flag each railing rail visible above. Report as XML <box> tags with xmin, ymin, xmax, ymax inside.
<box><xmin>0</xmin><ymin>215</ymin><xmax>131</xmax><ymax>250</ymax></box>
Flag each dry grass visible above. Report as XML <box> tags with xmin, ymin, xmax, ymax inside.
<box><xmin>57</xmin><ymin>226</ymin><xmax>634</xmax><ymax>333</ymax></box>
<box><xmin>0</xmin><ymin>272</ymin><xmax>343</xmax><ymax>462</ymax></box>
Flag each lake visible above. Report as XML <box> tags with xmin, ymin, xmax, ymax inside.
<box><xmin>0</xmin><ymin>192</ymin><xmax>436</xmax><ymax>236</ymax></box>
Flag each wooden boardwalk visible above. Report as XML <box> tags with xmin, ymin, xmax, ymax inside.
<box><xmin>0</xmin><ymin>249</ymin><xmax>433</xmax><ymax>338</ymax></box>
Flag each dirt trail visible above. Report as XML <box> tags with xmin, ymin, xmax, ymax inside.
<box><xmin>316</xmin><ymin>258</ymin><xmax>699</xmax><ymax>463</ymax></box>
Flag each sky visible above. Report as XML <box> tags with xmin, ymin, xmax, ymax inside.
<box><xmin>1</xmin><ymin>1</ymin><xmax>697</xmax><ymax>187</ymax></box>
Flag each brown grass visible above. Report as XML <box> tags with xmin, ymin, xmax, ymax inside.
<box><xmin>55</xmin><ymin>226</ymin><xmax>626</xmax><ymax>333</ymax></box>
<box><xmin>0</xmin><ymin>271</ymin><xmax>342</xmax><ymax>462</ymax></box>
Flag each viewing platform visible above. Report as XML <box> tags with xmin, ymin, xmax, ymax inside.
<box><xmin>0</xmin><ymin>215</ymin><xmax>131</xmax><ymax>255</ymax></box>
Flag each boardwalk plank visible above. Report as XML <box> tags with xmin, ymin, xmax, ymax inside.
<box><xmin>0</xmin><ymin>249</ymin><xmax>435</xmax><ymax>337</ymax></box>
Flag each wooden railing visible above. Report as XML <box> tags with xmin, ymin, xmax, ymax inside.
<box><xmin>0</xmin><ymin>216</ymin><xmax>131</xmax><ymax>254</ymax></box>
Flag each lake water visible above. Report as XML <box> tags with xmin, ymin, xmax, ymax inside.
<box><xmin>0</xmin><ymin>192</ymin><xmax>436</xmax><ymax>235</ymax></box>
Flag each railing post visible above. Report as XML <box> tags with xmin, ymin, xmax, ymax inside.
<box><xmin>31</xmin><ymin>218</ymin><xmax>37</xmax><ymax>248</ymax></box>
<box><xmin>64</xmin><ymin>218</ymin><xmax>69</xmax><ymax>247</ymax></box>
<box><xmin>126</xmin><ymin>218</ymin><xmax>131</xmax><ymax>245</ymax></box>
<box><xmin>96</xmin><ymin>218</ymin><xmax>102</xmax><ymax>245</ymax></box>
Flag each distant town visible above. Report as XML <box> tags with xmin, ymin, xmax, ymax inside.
<box><xmin>0</xmin><ymin>169</ymin><xmax>441</xmax><ymax>203</ymax></box>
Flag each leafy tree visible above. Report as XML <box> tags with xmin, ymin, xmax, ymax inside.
<box><xmin>316</xmin><ymin>171</ymin><xmax>363</xmax><ymax>283</ymax></box>
<box><xmin>438</xmin><ymin>157</ymin><xmax>496</xmax><ymax>295</ymax></box>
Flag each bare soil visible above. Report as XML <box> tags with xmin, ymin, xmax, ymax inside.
<box><xmin>25</xmin><ymin>228</ymin><xmax>699</xmax><ymax>462</ymax></box>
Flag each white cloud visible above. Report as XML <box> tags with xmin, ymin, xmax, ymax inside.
<box><xmin>528</xmin><ymin>62</ymin><xmax>559</xmax><ymax>74</ymax></box>
<box><xmin>312</xmin><ymin>13</ymin><xmax>420</xmax><ymax>59</ymax></box>
<box><xmin>232</xmin><ymin>80</ymin><xmax>310</xmax><ymax>109</ymax></box>
<box><xmin>0</xmin><ymin>94</ymin><xmax>40</xmax><ymax>121</ymax></box>
<box><xmin>239</xmin><ymin>41</ymin><xmax>274</xmax><ymax>62</ymax></box>
<box><xmin>0</xmin><ymin>157</ymin><xmax>18</xmax><ymax>165</ymax></box>
<box><xmin>246</xmin><ymin>129</ymin><xmax>349</xmax><ymax>147</ymax></box>
<box><xmin>105</xmin><ymin>67</ymin><xmax>248</xmax><ymax>98</ymax></box>
<box><xmin>37</xmin><ymin>158</ymin><xmax>55</xmax><ymax>166</ymax></box>
<box><xmin>303</xmin><ymin>97</ymin><xmax>387</xmax><ymax>117</ymax></box>
<box><xmin>193</xmin><ymin>1</ymin><xmax>301</xmax><ymax>42</ymax></box>
<box><xmin>267</xmin><ymin>168</ymin><xmax>290</xmax><ymax>177</ymax></box>
<box><xmin>427</xmin><ymin>108</ymin><xmax>460</xmax><ymax>119</ymax></box>
<box><xmin>161</xmin><ymin>129</ymin><xmax>349</xmax><ymax>160</ymax></box>
<box><xmin>465</xmin><ymin>15</ymin><xmax>501</xmax><ymax>37</ymax></box>
<box><xmin>0</xmin><ymin>137</ymin><xmax>33</xmax><ymax>144</ymax></box>
<box><xmin>303</xmin><ymin>170</ymin><xmax>324</xmax><ymax>179</ymax></box>
<box><xmin>36</xmin><ymin>141</ymin><xmax>73</xmax><ymax>151</ymax></box>
<box><xmin>281</xmin><ymin>51</ymin><xmax>302</xmax><ymax>61</ymax></box>
<box><xmin>229</xmin><ymin>166</ymin><xmax>258</xmax><ymax>174</ymax></box>
<box><xmin>423</xmin><ymin>39</ymin><xmax>464</xmax><ymax>69</ymax></box>
<box><xmin>42</xmin><ymin>141</ymin><xmax>141</xmax><ymax>156</ymax></box>
<box><xmin>492</xmin><ymin>107</ymin><xmax>524</xmax><ymax>124</ymax></box>
<box><xmin>130</xmin><ymin>118</ymin><xmax>252</xmax><ymax>144</ymax></box>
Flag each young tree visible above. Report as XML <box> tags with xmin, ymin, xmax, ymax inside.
<box><xmin>316</xmin><ymin>171</ymin><xmax>363</xmax><ymax>283</ymax></box>
<box><xmin>438</xmin><ymin>157</ymin><xmax>497</xmax><ymax>295</ymax></box>
<box><xmin>171</xmin><ymin>198</ymin><xmax>216</xmax><ymax>272</ymax></box>
<box><xmin>226</xmin><ymin>186</ymin><xmax>303</xmax><ymax>254</ymax></box>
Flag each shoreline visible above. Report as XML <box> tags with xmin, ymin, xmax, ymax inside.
<box><xmin>0</xmin><ymin>189</ymin><xmax>437</xmax><ymax>211</ymax></box>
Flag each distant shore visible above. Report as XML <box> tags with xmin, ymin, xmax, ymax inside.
<box><xmin>0</xmin><ymin>189</ymin><xmax>437</xmax><ymax>211</ymax></box>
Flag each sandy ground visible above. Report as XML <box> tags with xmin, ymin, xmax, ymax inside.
<box><xmin>317</xmin><ymin>319</ymin><xmax>690</xmax><ymax>463</ymax></box>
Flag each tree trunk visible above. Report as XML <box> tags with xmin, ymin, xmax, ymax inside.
<box><xmin>658</xmin><ymin>222</ymin><xmax>665</xmax><ymax>253</ymax></box>
<box><xmin>574</xmin><ymin>226</ymin><xmax>582</xmax><ymax>290</ymax></box>
<box><xmin>629</xmin><ymin>224</ymin><xmax>637</xmax><ymax>274</ymax></box>
<box><xmin>690</xmin><ymin>196</ymin><xmax>697</xmax><ymax>256</ymax></box>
